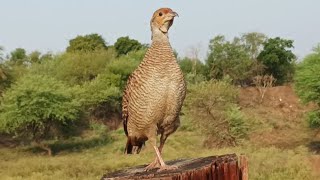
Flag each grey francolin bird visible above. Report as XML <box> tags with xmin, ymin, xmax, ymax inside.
<box><xmin>122</xmin><ymin>8</ymin><xmax>186</xmax><ymax>171</ymax></box>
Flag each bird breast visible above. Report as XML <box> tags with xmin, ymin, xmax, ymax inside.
<box><xmin>126</xmin><ymin>41</ymin><xmax>186</xmax><ymax>136</ymax></box>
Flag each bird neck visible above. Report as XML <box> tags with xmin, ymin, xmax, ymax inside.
<box><xmin>151</xmin><ymin>28</ymin><xmax>169</xmax><ymax>43</ymax></box>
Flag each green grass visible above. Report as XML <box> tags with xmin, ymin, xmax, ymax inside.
<box><xmin>0</xmin><ymin>124</ymin><xmax>318</xmax><ymax>180</ymax></box>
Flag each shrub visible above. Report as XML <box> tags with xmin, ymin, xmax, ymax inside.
<box><xmin>105</xmin><ymin>49</ymin><xmax>144</xmax><ymax>90</ymax></box>
<box><xmin>226</xmin><ymin>106</ymin><xmax>249</xmax><ymax>141</ymax></box>
<box><xmin>114</xmin><ymin>36</ymin><xmax>144</xmax><ymax>56</ymax></box>
<box><xmin>185</xmin><ymin>80</ymin><xmax>248</xmax><ymax>147</ymax></box>
<box><xmin>66</xmin><ymin>33</ymin><xmax>108</xmax><ymax>53</ymax></box>
<box><xmin>0</xmin><ymin>75</ymin><xmax>81</xmax><ymax>155</ymax></box>
<box><xmin>30</xmin><ymin>49</ymin><xmax>116</xmax><ymax>85</ymax></box>
<box><xmin>294</xmin><ymin>47</ymin><xmax>320</xmax><ymax>128</ymax></box>
<box><xmin>307</xmin><ymin>110</ymin><xmax>320</xmax><ymax>128</ymax></box>
<box><xmin>55</xmin><ymin>50</ymin><xmax>116</xmax><ymax>85</ymax></box>
<box><xmin>258</xmin><ymin>37</ymin><xmax>296</xmax><ymax>84</ymax></box>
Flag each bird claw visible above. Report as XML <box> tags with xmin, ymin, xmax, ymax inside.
<box><xmin>157</xmin><ymin>165</ymin><xmax>178</xmax><ymax>172</ymax></box>
<box><xmin>144</xmin><ymin>160</ymin><xmax>160</xmax><ymax>171</ymax></box>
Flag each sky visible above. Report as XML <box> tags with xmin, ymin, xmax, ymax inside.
<box><xmin>0</xmin><ymin>0</ymin><xmax>319</xmax><ymax>60</ymax></box>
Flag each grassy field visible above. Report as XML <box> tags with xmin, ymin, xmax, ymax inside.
<box><xmin>1</xmin><ymin>86</ymin><xmax>320</xmax><ymax>180</ymax></box>
<box><xmin>0</xmin><ymin>118</ymin><xmax>319</xmax><ymax>180</ymax></box>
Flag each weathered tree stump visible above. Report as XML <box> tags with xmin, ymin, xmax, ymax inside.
<box><xmin>102</xmin><ymin>154</ymin><xmax>248</xmax><ymax>180</ymax></box>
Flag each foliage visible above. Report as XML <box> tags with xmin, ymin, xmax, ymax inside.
<box><xmin>206</xmin><ymin>35</ymin><xmax>254</xmax><ymax>85</ymax></box>
<box><xmin>31</xmin><ymin>50</ymin><xmax>116</xmax><ymax>85</ymax></box>
<box><xmin>114</xmin><ymin>36</ymin><xmax>144</xmax><ymax>56</ymax></box>
<box><xmin>294</xmin><ymin>47</ymin><xmax>320</xmax><ymax>128</ymax></box>
<box><xmin>307</xmin><ymin>110</ymin><xmax>320</xmax><ymax>128</ymax></box>
<box><xmin>105</xmin><ymin>49</ymin><xmax>145</xmax><ymax>90</ymax></box>
<box><xmin>258</xmin><ymin>37</ymin><xmax>296</xmax><ymax>84</ymax></box>
<box><xmin>178</xmin><ymin>57</ymin><xmax>209</xmax><ymax>84</ymax></box>
<box><xmin>0</xmin><ymin>124</ymin><xmax>314</xmax><ymax>180</ymax></box>
<box><xmin>295</xmin><ymin>48</ymin><xmax>320</xmax><ymax>106</ymax></box>
<box><xmin>0</xmin><ymin>46</ymin><xmax>4</xmax><ymax>61</ymax></box>
<box><xmin>0</xmin><ymin>63</ymin><xmax>13</xmax><ymax>94</ymax></box>
<box><xmin>66</xmin><ymin>33</ymin><xmax>107</xmax><ymax>53</ymax></box>
<box><xmin>185</xmin><ymin>80</ymin><xmax>248</xmax><ymax>146</ymax></box>
<box><xmin>184</xmin><ymin>73</ymin><xmax>207</xmax><ymax>84</ymax></box>
<box><xmin>226</xmin><ymin>106</ymin><xmax>249</xmax><ymax>141</ymax></box>
<box><xmin>10</xmin><ymin>48</ymin><xmax>28</xmax><ymax>65</ymax></box>
<box><xmin>28</xmin><ymin>51</ymin><xmax>41</xmax><ymax>64</ymax></box>
<box><xmin>178</xmin><ymin>57</ymin><xmax>208</xmax><ymax>76</ymax></box>
<box><xmin>252</xmin><ymin>75</ymin><xmax>277</xmax><ymax>103</ymax></box>
<box><xmin>79</xmin><ymin>49</ymin><xmax>144</xmax><ymax>126</ymax></box>
<box><xmin>39</xmin><ymin>52</ymin><xmax>54</xmax><ymax>62</ymax></box>
<box><xmin>241</xmin><ymin>32</ymin><xmax>267</xmax><ymax>60</ymax></box>
<box><xmin>0</xmin><ymin>75</ymin><xmax>81</xmax><ymax>153</ymax></box>
<box><xmin>78</xmin><ymin>73</ymin><xmax>121</xmax><ymax>109</ymax></box>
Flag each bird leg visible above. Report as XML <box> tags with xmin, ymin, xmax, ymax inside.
<box><xmin>157</xmin><ymin>134</ymin><xmax>178</xmax><ymax>172</ymax></box>
<box><xmin>144</xmin><ymin>142</ymin><xmax>165</xmax><ymax>171</ymax></box>
<box><xmin>145</xmin><ymin>129</ymin><xmax>178</xmax><ymax>171</ymax></box>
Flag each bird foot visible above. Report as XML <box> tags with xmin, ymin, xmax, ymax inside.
<box><xmin>144</xmin><ymin>159</ymin><xmax>160</xmax><ymax>171</ymax></box>
<box><xmin>157</xmin><ymin>165</ymin><xmax>178</xmax><ymax>172</ymax></box>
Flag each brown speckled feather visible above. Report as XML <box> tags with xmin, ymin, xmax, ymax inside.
<box><xmin>122</xmin><ymin>8</ymin><xmax>185</xmax><ymax>155</ymax></box>
<box><xmin>122</xmin><ymin>40</ymin><xmax>186</xmax><ymax>154</ymax></box>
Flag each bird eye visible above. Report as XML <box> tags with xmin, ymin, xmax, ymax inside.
<box><xmin>159</xmin><ymin>12</ymin><xmax>163</xmax><ymax>16</ymax></box>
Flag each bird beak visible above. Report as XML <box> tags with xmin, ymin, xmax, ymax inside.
<box><xmin>170</xmin><ymin>11</ymin><xmax>179</xmax><ymax>17</ymax></box>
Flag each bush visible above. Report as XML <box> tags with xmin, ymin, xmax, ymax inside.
<box><xmin>55</xmin><ymin>50</ymin><xmax>116</xmax><ymax>85</ymax></box>
<box><xmin>69</xmin><ymin>72</ymin><xmax>122</xmax><ymax>129</ymax></box>
<box><xmin>105</xmin><ymin>49</ymin><xmax>144</xmax><ymax>90</ymax></box>
<box><xmin>79</xmin><ymin>50</ymin><xmax>144</xmax><ymax>128</ymax></box>
<box><xmin>258</xmin><ymin>37</ymin><xmax>296</xmax><ymax>84</ymax></box>
<box><xmin>185</xmin><ymin>80</ymin><xmax>248</xmax><ymax>147</ymax></box>
<box><xmin>206</xmin><ymin>35</ymin><xmax>255</xmax><ymax>85</ymax></box>
<box><xmin>226</xmin><ymin>106</ymin><xmax>249</xmax><ymax>141</ymax></box>
<box><xmin>66</xmin><ymin>33</ymin><xmax>108</xmax><ymax>53</ymax></box>
<box><xmin>30</xmin><ymin>49</ymin><xmax>116</xmax><ymax>85</ymax></box>
<box><xmin>294</xmin><ymin>47</ymin><xmax>320</xmax><ymax>128</ymax></box>
<box><xmin>307</xmin><ymin>110</ymin><xmax>320</xmax><ymax>128</ymax></box>
<box><xmin>184</xmin><ymin>73</ymin><xmax>207</xmax><ymax>84</ymax></box>
<box><xmin>0</xmin><ymin>75</ymin><xmax>81</xmax><ymax>155</ymax></box>
<box><xmin>114</xmin><ymin>36</ymin><xmax>144</xmax><ymax>56</ymax></box>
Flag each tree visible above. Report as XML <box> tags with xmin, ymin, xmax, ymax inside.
<box><xmin>178</xmin><ymin>57</ymin><xmax>208</xmax><ymax>84</ymax></box>
<box><xmin>39</xmin><ymin>52</ymin><xmax>54</xmax><ymax>62</ymax></box>
<box><xmin>78</xmin><ymin>50</ymin><xmax>145</xmax><ymax>129</ymax></box>
<box><xmin>0</xmin><ymin>75</ymin><xmax>81</xmax><ymax>155</ymax></box>
<box><xmin>114</xmin><ymin>36</ymin><xmax>143</xmax><ymax>56</ymax></box>
<box><xmin>31</xmin><ymin>49</ymin><xmax>116</xmax><ymax>85</ymax></box>
<box><xmin>185</xmin><ymin>80</ymin><xmax>248</xmax><ymax>147</ymax></box>
<box><xmin>241</xmin><ymin>32</ymin><xmax>267</xmax><ymax>60</ymax></box>
<box><xmin>66</xmin><ymin>33</ymin><xmax>107</xmax><ymax>53</ymax></box>
<box><xmin>179</xmin><ymin>58</ymin><xmax>206</xmax><ymax>75</ymax></box>
<box><xmin>28</xmin><ymin>51</ymin><xmax>41</xmax><ymax>64</ymax></box>
<box><xmin>206</xmin><ymin>35</ymin><xmax>253</xmax><ymax>85</ymax></box>
<box><xmin>106</xmin><ymin>49</ymin><xmax>145</xmax><ymax>90</ymax></box>
<box><xmin>257</xmin><ymin>37</ymin><xmax>296</xmax><ymax>84</ymax></box>
<box><xmin>0</xmin><ymin>63</ymin><xmax>12</xmax><ymax>94</ymax></box>
<box><xmin>0</xmin><ymin>46</ymin><xmax>4</xmax><ymax>61</ymax></box>
<box><xmin>10</xmin><ymin>48</ymin><xmax>27</xmax><ymax>65</ymax></box>
<box><xmin>294</xmin><ymin>46</ymin><xmax>320</xmax><ymax>128</ymax></box>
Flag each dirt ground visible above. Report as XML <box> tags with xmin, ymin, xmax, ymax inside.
<box><xmin>239</xmin><ymin>85</ymin><xmax>320</xmax><ymax>176</ymax></box>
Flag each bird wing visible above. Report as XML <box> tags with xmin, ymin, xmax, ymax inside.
<box><xmin>122</xmin><ymin>73</ymin><xmax>136</xmax><ymax>137</ymax></box>
<box><xmin>122</xmin><ymin>79</ymin><xmax>130</xmax><ymax>137</ymax></box>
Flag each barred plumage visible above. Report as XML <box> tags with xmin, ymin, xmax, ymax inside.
<box><xmin>122</xmin><ymin>8</ymin><xmax>186</xmax><ymax>171</ymax></box>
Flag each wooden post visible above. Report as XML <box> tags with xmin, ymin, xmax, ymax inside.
<box><xmin>240</xmin><ymin>154</ymin><xmax>248</xmax><ymax>180</ymax></box>
<box><xmin>101</xmin><ymin>154</ymin><xmax>248</xmax><ymax>180</ymax></box>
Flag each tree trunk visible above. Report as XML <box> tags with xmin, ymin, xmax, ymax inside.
<box><xmin>101</xmin><ymin>154</ymin><xmax>248</xmax><ymax>180</ymax></box>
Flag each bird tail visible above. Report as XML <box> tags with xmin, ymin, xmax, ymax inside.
<box><xmin>124</xmin><ymin>137</ymin><xmax>145</xmax><ymax>154</ymax></box>
<box><xmin>124</xmin><ymin>137</ymin><xmax>133</xmax><ymax>154</ymax></box>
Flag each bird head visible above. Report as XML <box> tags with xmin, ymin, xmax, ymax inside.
<box><xmin>150</xmin><ymin>8</ymin><xmax>178</xmax><ymax>39</ymax></box>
